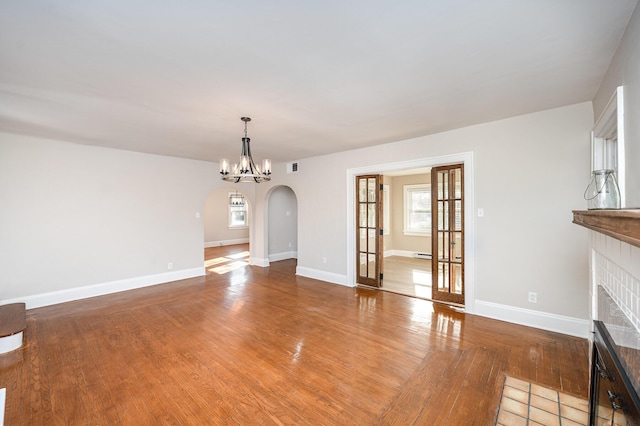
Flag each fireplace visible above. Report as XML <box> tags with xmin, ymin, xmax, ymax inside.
<box><xmin>573</xmin><ymin>209</ymin><xmax>640</xmax><ymax>425</ymax></box>
<box><xmin>591</xmin><ymin>314</ymin><xmax>640</xmax><ymax>424</ymax></box>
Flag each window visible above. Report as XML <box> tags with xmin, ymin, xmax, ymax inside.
<box><xmin>404</xmin><ymin>184</ymin><xmax>430</xmax><ymax>235</ymax></box>
<box><xmin>228</xmin><ymin>193</ymin><xmax>248</xmax><ymax>228</ymax></box>
<box><xmin>592</xmin><ymin>86</ymin><xmax>625</xmax><ymax>207</ymax></box>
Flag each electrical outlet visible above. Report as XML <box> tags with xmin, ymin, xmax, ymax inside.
<box><xmin>168</xmin><ymin>262</ymin><xmax>173</xmax><ymax>270</ymax></box>
<box><xmin>322</xmin><ymin>257</ymin><xmax>327</xmax><ymax>264</ymax></box>
<box><xmin>528</xmin><ymin>292</ymin><xmax>537</xmax><ymax>303</ymax></box>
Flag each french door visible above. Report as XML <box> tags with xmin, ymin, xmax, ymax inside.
<box><xmin>356</xmin><ymin>175</ymin><xmax>383</xmax><ymax>287</ymax></box>
<box><xmin>432</xmin><ymin>164</ymin><xmax>465</xmax><ymax>305</ymax></box>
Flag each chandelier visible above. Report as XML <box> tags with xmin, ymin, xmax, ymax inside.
<box><xmin>229</xmin><ymin>190</ymin><xmax>245</xmax><ymax>206</ymax></box>
<box><xmin>220</xmin><ymin>117</ymin><xmax>271</xmax><ymax>183</ymax></box>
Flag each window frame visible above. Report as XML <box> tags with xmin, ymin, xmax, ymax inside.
<box><xmin>403</xmin><ymin>183</ymin><xmax>431</xmax><ymax>236</ymax></box>
<box><xmin>228</xmin><ymin>193</ymin><xmax>248</xmax><ymax>229</ymax></box>
<box><xmin>592</xmin><ymin>85</ymin><xmax>625</xmax><ymax>207</ymax></box>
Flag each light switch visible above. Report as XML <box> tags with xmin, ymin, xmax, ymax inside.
<box><xmin>477</xmin><ymin>208</ymin><xmax>484</xmax><ymax>217</ymax></box>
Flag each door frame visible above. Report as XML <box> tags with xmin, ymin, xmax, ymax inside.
<box><xmin>345</xmin><ymin>152</ymin><xmax>475</xmax><ymax>313</ymax></box>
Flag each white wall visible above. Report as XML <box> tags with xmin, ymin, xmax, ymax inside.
<box><xmin>254</xmin><ymin>102</ymin><xmax>592</xmax><ymax>334</ymax></box>
<box><xmin>267</xmin><ymin>186</ymin><xmax>298</xmax><ymax>261</ymax></box>
<box><xmin>203</xmin><ymin>187</ymin><xmax>251</xmax><ymax>247</ymax></box>
<box><xmin>593</xmin><ymin>4</ymin><xmax>640</xmax><ymax>207</ymax></box>
<box><xmin>0</xmin><ymin>132</ymin><xmax>222</xmax><ymax>306</ymax></box>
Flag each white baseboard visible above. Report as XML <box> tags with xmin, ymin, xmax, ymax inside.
<box><xmin>474</xmin><ymin>300</ymin><xmax>590</xmax><ymax>338</ymax></box>
<box><xmin>251</xmin><ymin>257</ymin><xmax>270</xmax><ymax>267</ymax></box>
<box><xmin>384</xmin><ymin>250</ymin><xmax>431</xmax><ymax>258</ymax></box>
<box><xmin>0</xmin><ymin>387</ymin><xmax>5</xmax><ymax>426</ymax></box>
<box><xmin>269</xmin><ymin>251</ymin><xmax>298</xmax><ymax>262</ymax></box>
<box><xmin>204</xmin><ymin>238</ymin><xmax>249</xmax><ymax>248</ymax></box>
<box><xmin>296</xmin><ymin>266</ymin><xmax>349</xmax><ymax>287</ymax></box>
<box><xmin>1</xmin><ymin>267</ymin><xmax>205</xmax><ymax>310</ymax></box>
<box><xmin>0</xmin><ymin>332</ymin><xmax>23</xmax><ymax>355</ymax></box>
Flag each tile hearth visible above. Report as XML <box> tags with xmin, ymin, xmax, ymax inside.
<box><xmin>495</xmin><ymin>376</ymin><xmax>588</xmax><ymax>426</ymax></box>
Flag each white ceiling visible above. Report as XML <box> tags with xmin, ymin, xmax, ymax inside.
<box><xmin>0</xmin><ymin>1</ymin><xmax>637</xmax><ymax>163</ymax></box>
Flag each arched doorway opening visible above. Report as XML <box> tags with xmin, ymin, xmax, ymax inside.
<box><xmin>266</xmin><ymin>186</ymin><xmax>298</xmax><ymax>263</ymax></box>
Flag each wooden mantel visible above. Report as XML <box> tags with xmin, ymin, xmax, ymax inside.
<box><xmin>573</xmin><ymin>209</ymin><xmax>640</xmax><ymax>248</ymax></box>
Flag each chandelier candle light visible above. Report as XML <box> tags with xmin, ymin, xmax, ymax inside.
<box><xmin>220</xmin><ymin>117</ymin><xmax>271</xmax><ymax>183</ymax></box>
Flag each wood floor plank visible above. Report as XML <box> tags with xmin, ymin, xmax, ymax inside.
<box><xmin>0</xmin><ymin>244</ymin><xmax>589</xmax><ymax>424</ymax></box>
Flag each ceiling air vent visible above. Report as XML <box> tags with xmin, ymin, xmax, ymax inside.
<box><xmin>287</xmin><ymin>162</ymin><xmax>299</xmax><ymax>174</ymax></box>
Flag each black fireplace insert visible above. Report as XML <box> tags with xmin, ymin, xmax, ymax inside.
<box><xmin>590</xmin><ymin>320</ymin><xmax>640</xmax><ymax>425</ymax></box>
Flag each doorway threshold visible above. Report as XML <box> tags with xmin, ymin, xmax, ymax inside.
<box><xmin>356</xmin><ymin>284</ymin><xmax>465</xmax><ymax>311</ymax></box>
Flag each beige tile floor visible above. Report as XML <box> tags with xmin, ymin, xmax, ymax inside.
<box><xmin>496</xmin><ymin>376</ymin><xmax>589</xmax><ymax>426</ymax></box>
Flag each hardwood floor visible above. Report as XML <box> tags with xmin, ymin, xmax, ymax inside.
<box><xmin>382</xmin><ymin>256</ymin><xmax>432</xmax><ymax>299</ymax></box>
<box><xmin>0</xmin><ymin>244</ymin><xmax>589</xmax><ymax>425</ymax></box>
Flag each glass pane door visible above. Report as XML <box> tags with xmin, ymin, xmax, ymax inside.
<box><xmin>356</xmin><ymin>175</ymin><xmax>383</xmax><ymax>287</ymax></box>
<box><xmin>432</xmin><ymin>164</ymin><xmax>464</xmax><ymax>305</ymax></box>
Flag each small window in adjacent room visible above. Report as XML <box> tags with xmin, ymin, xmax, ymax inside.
<box><xmin>404</xmin><ymin>184</ymin><xmax>430</xmax><ymax>235</ymax></box>
<box><xmin>228</xmin><ymin>192</ymin><xmax>248</xmax><ymax>228</ymax></box>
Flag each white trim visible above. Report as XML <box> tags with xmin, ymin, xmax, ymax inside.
<box><xmin>0</xmin><ymin>267</ymin><xmax>205</xmax><ymax>309</ymax></box>
<box><xmin>347</xmin><ymin>152</ymin><xmax>476</xmax><ymax>313</ymax></box>
<box><xmin>474</xmin><ymin>300</ymin><xmax>590</xmax><ymax>338</ymax></box>
<box><xmin>403</xmin><ymin>183</ymin><xmax>431</xmax><ymax>235</ymax></box>
<box><xmin>0</xmin><ymin>388</ymin><xmax>5</xmax><ymax>426</ymax></box>
<box><xmin>251</xmin><ymin>257</ymin><xmax>270</xmax><ymax>267</ymax></box>
<box><xmin>296</xmin><ymin>266</ymin><xmax>349</xmax><ymax>287</ymax></box>
<box><xmin>228</xmin><ymin>191</ymin><xmax>249</xmax><ymax>228</ymax></box>
<box><xmin>616</xmin><ymin>86</ymin><xmax>625</xmax><ymax>208</ymax></box>
<box><xmin>382</xmin><ymin>184</ymin><xmax>390</xmax><ymax>235</ymax></box>
<box><xmin>204</xmin><ymin>238</ymin><xmax>250</xmax><ymax>248</ymax></box>
<box><xmin>384</xmin><ymin>249</ymin><xmax>432</xmax><ymax>258</ymax></box>
<box><xmin>0</xmin><ymin>332</ymin><xmax>23</xmax><ymax>354</ymax></box>
<box><xmin>269</xmin><ymin>251</ymin><xmax>298</xmax><ymax>262</ymax></box>
<box><xmin>590</xmin><ymin>243</ymin><xmax>598</xmax><ymax>326</ymax></box>
<box><xmin>592</xmin><ymin>85</ymin><xmax>625</xmax><ymax>207</ymax></box>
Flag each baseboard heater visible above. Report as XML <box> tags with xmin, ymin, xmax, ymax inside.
<box><xmin>413</xmin><ymin>253</ymin><xmax>432</xmax><ymax>260</ymax></box>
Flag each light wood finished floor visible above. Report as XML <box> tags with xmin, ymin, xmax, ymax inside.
<box><xmin>0</xmin><ymin>244</ymin><xmax>589</xmax><ymax>424</ymax></box>
<box><xmin>382</xmin><ymin>256</ymin><xmax>432</xmax><ymax>299</ymax></box>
